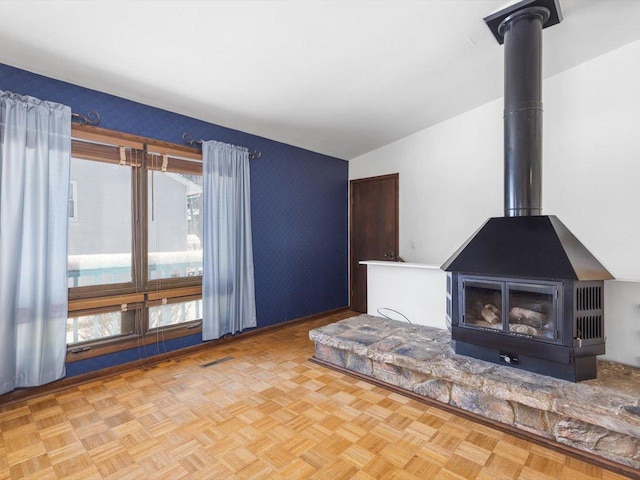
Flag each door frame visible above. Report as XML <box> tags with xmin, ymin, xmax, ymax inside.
<box><xmin>349</xmin><ymin>173</ymin><xmax>399</xmax><ymax>310</ymax></box>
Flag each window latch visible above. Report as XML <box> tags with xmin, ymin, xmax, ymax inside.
<box><xmin>161</xmin><ymin>154</ymin><xmax>168</xmax><ymax>172</ymax></box>
<box><xmin>119</xmin><ymin>146</ymin><xmax>127</xmax><ymax>166</ymax></box>
<box><xmin>69</xmin><ymin>345</ymin><xmax>92</xmax><ymax>354</ymax></box>
<box><xmin>121</xmin><ymin>303</ymin><xmax>128</xmax><ymax>312</ymax></box>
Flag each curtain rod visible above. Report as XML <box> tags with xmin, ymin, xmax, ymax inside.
<box><xmin>71</xmin><ymin>111</ymin><xmax>100</xmax><ymax>126</ymax></box>
<box><xmin>71</xmin><ymin>115</ymin><xmax>261</xmax><ymax>160</ymax></box>
<box><xmin>182</xmin><ymin>132</ymin><xmax>262</xmax><ymax>160</ymax></box>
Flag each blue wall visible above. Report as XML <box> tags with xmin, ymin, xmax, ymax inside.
<box><xmin>0</xmin><ymin>64</ymin><xmax>349</xmax><ymax>376</ymax></box>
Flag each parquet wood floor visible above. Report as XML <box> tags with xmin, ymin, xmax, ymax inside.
<box><xmin>0</xmin><ymin>311</ymin><xmax>632</xmax><ymax>479</ymax></box>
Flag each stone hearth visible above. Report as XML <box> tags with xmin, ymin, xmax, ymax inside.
<box><xmin>309</xmin><ymin>315</ymin><xmax>640</xmax><ymax>471</ymax></box>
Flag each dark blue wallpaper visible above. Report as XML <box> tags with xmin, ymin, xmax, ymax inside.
<box><xmin>0</xmin><ymin>63</ymin><xmax>349</xmax><ymax>376</ymax></box>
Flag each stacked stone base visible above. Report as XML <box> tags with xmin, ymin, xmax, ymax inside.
<box><xmin>310</xmin><ymin>315</ymin><xmax>640</xmax><ymax>471</ymax></box>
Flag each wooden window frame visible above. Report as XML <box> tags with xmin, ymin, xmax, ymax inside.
<box><xmin>67</xmin><ymin>125</ymin><xmax>204</xmax><ymax>361</ymax></box>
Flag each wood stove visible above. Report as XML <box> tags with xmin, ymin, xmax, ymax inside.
<box><xmin>441</xmin><ymin>1</ymin><xmax>613</xmax><ymax>382</ymax></box>
<box><xmin>443</xmin><ymin>214</ymin><xmax>611</xmax><ymax>381</ymax></box>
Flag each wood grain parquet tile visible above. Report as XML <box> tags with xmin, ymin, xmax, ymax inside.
<box><xmin>480</xmin><ymin>452</ymin><xmax>524</xmax><ymax>479</ymax></box>
<box><xmin>42</xmin><ymin>438</ymin><xmax>84</xmax><ymax>465</ymax></box>
<box><xmin>0</xmin><ymin>310</ymin><xmax>635</xmax><ymax>479</ymax></box>
<box><xmin>389</xmin><ymin>470</ymin><xmax>422</xmax><ymax>480</ymax></box>
<box><xmin>404</xmin><ymin>454</ymin><xmax>447</xmax><ymax>477</ymax></box>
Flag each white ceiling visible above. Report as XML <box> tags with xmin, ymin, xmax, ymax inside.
<box><xmin>1</xmin><ymin>1</ymin><xmax>640</xmax><ymax>160</ymax></box>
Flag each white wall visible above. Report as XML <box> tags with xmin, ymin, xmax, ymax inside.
<box><xmin>604</xmin><ymin>281</ymin><xmax>640</xmax><ymax>366</ymax></box>
<box><xmin>350</xmin><ymin>40</ymin><xmax>640</xmax><ymax>366</ymax></box>
<box><xmin>350</xmin><ymin>98</ymin><xmax>503</xmax><ymax>267</ymax></box>
<box><xmin>364</xmin><ymin>262</ymin><xmax>447</xmax><ymax>329</ymax></box>
<box><xmin>544</xmin><ymin>42</ymin><xmax>640</xmax><ymax>280</ymax></box>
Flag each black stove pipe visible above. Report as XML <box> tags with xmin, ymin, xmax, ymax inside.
<box><xmin>501</xmin><ymin>7</ymin><xmax>550</xmax><ymax>217</ymax></box>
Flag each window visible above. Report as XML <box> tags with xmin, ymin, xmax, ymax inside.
<box><xmin>68</xmin><ymin>158</ymin><xmax>132</xmax><ymax>288</ymax></box>
<box><xmin>147</xmin><ymin>158</ymin><xmax>203</xmax><ymax>281</ymax></box>
<box><xmin>67</xmin><ymin>126</ymin><xmax>204</xmax><ymax>360</ymax></box>
<box><xmin>149</xmin><ymin>298</ymin><xmax>203</xmax><ymax>329</ymax></box>
<box><xmin>67</xmin><ymin>309</ymin><xmax>136</xmax><ymax>345</ymax></box>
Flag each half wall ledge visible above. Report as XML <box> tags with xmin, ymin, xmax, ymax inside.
<box><xmin>309</xmin><ymin>314</ymin><xmax>640</xmax><ymax>474</ymax></box>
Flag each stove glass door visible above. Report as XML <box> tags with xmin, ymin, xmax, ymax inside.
<box><xmin>507</xmin><ymin>283</ymin><xmax>558</xmax><ymax>341</ymax></box>
<box><xmin>462</xmin><ymin>280</ymin><xmax>503</xmax><ymax>332</ymax></box>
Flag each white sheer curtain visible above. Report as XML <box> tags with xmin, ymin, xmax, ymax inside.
<box><xmin>202</xmin><ymin>140</ymin><xmax>256</xmax><ymax>340</ymax></box>
<box><xmin>0</xmin><ymin>91</ymin><xmax>71</xmax><ymax>395</ymax></box>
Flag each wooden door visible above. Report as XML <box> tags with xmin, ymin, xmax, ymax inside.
<box><xmin>350</xmin><ymin>174</ymin><xmax>399</xmax><ymax>312</ymax></box>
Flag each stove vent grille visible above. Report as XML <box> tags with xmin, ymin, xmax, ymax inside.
<box><xmin>576</xmin><ymin>315</ymin><xmax>603</xmax><ymax>340</ymax></box>
<box><xmin>575</xmin><ymin>284</ymin><xmax>604</xmax><ymax>341</ymax></box>
<box><xmin>576</xmin><ymin>285</ymin><xmax>602</xmax><ymax>311</ymax></box>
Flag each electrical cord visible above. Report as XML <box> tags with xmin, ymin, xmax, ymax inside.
<box><xmin>377</xmin><ymin>307</ymin><xmax>412</xmax><ymax>324</ymax></box>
